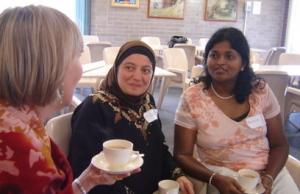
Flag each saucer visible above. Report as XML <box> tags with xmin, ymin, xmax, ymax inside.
<box><xmin>91</xmin><ymin>151</ymin><xmax>143</xmax><ymax>174</ymax></box>
<box><xmin>244</xmin><ymin>182</ymin><xmax>266</xmax><ymax>194</ymax></box>
<box><xmin>152</xmin><ymin>191</ymin><xmax>182</xmax><ymax>194</ymax></box>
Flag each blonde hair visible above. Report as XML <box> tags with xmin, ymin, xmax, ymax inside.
<box><xmin>0</xmin><ymin>5</ymin><xmax>82</xmax><ymax>106</ymax></box>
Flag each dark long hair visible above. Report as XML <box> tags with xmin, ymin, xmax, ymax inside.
<box><xmin>198</xmin><ymin>27</ymin><xmax>262</xmax><ymax>103</ymax></box>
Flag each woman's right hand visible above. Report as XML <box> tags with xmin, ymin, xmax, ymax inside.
<box><xmin>212</xmin><ymin>174</ymin><xmax>245</xmax><ymax>194</ymax></box>
<box><xmin>75</xmin><ymin>164</ymin><xmax>141</xmax><ymax>193</ymax></box>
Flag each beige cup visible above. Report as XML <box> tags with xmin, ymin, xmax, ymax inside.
<box><xmin>103</xmin><ymin>139</ymin><xmax>135</xmax><ymax>169</ymax></box>
<box><xmin>237</xmin><ymin>169</ymin><xmax>260</xmax><ymax>191</ymax></box>
<box><xmin>158</xmin><ymin>179</ymin><xmax>179</xmax><ymax>194</ymax></box>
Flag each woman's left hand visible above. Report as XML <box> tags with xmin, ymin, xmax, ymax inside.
<box><xmin>176</xmin><ymin>176</ymin><xmax>195</xmax><ymax>194</ymax></box>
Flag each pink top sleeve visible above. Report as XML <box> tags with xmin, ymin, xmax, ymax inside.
<box><xmin>262</xmin><ymin>84</ymin><xmax>281</xmax><ymax>119</ymax></box>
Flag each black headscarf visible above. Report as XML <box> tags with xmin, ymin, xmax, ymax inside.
<box><xmin>100</xmin><ymin>40</ymin><xmax>156</xmax><ymax>110</ymax></box>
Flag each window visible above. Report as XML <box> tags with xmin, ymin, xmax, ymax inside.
<box><xmin>286</xmin><ymin>0</ymin><xmax>300</xmax><ymax>53</ymax></box>
<box><xmin>0</xmin><ymin>0</ymin><xmax>76</xmax><ymax>21</ymax></box>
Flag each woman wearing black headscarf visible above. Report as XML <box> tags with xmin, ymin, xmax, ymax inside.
<box><xmin>68</xmin><ymin>40</ymin><xmax>194</xmax><ymax>194</ymax></box>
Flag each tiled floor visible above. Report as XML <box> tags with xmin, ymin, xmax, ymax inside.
<box><xmin>76</xmin><ymin>86</ymin><xmax>300</xmax><ymax>160</ymax></box>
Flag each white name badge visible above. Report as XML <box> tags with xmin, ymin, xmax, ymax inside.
<box><xmin>143</xmin><ymin>109</ymin><xmax>158</xmax><ymax>123</ymax></box>
<box><xmin>245</xmin><ymin>114</ymin><xmax>266</xmax><ymax>129</ymax></box>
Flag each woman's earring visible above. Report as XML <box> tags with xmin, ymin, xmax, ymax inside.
<box><xmin>56</xmin><ymin>87</ymin><xmax>64</xmax><ymax>105</ymax></box>
<box><xmin>241</xmin><ymin>67</ymin><xmax>245</xmax><ymax>71</ymax></box>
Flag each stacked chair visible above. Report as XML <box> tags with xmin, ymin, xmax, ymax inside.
<box><xmin>87</xmin><ymin>41</ymin><xmax>112</xmax><ymax>62</ymax></box>
<box><xmin>263</xmin><ymin>47</ymin><xmax>286</xmax><ymax>65</ymax></box>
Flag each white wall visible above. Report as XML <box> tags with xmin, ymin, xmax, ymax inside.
<box><xmin>90</xmin><ymin>0</ymin><xmax>288</xmax><ymax>50</ymax></box>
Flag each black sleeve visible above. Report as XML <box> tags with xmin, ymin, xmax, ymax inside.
<box><xmin>68</xmin><ymin>96</ymin><xmax>124</xmax><ymax>194</ymax></box>
<box><xmin>149</xmin><ymin>94</ymin><xmax>181</xmax><ymax>180</ymax></box>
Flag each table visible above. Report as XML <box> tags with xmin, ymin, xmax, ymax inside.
<box><xmin>253</xmin><ymin>64</ymin><xmax>300</xmax><ymax>76</ymax></box>
<box><xmin>250</xmin><ymin>48</ymin><xmax>268</xmax><ymax>64</ymax></box>
<box><xmin>81</xmin><ymin>61</ymin><xmax>176</xmax><ymax>108</ymax></box>
<box><xmin>82</xmin><ymin>61</ymin><xmax>105</xmax><ymax>72</ymax></box>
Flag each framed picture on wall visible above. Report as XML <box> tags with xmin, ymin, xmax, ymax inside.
<box><xmin>148</xmin><ymin>0</ymin><xmax>185</xmax><ymax>19</ymax></box>
<box><xmin>111</xmin><ymin>0</ymin><xmax>140</xmax><ymax>8</ymax></box>
<box><xmin>205</xmin><ymin>0</ymin><xmax>237</xmax><ymax>21</ymax></box>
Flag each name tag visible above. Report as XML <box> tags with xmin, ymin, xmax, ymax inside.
<box><xmin>143</xmin><ymin>109</ymin><xmax>158</xmax><ymax>123</ymax></box>
<box><xmin>246</xmin><ymin>114</ymin><xmax>266</xmax><ymax>128</ymax></box>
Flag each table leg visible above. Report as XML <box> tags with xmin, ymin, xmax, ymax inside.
<box><xmin>156</xmin><ymin>77</ymin><xmax>170</xmax><ymax>109</ymax></box>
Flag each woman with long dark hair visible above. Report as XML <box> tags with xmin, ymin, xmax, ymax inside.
<box><xmin>174</xmin><ymin>27</ymin><xmax>298</xmax><ymax>194</ymax></box>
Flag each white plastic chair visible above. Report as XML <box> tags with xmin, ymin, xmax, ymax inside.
<box><xmin>279</xmin><ymin>53</ymin><xmax>300</xmax><ymax>86</ymax></box>
<box><xmin>186</xmin><ymin>38</ymin><xmax>193</xmax><ymax>44</ymax></box>
<box><xmin>199</xmin><ymin>37</ymin><xmax>209</xmax><ymax>50</ymax></box>
<box><xmin>87</xmin><ymin>41</ymin><xmax>112</xmax><ymax>62</ymax></box>
<box><xmin>250</xmin><ymin>50</ymin><xmax>261</xmax><ymax>65</ymax></box>
<box><xmin>279</xmin><ymin>53</ymin><xmax>300</xmax><ymax>65</ymax></box>
<box><xmin>174</xmin><ymin>44</ymin><xmax>197</xmax><ymax>77</ymax></box>
<box><xmin>103</xmin><ymin>47</ymin><xmax>120</xmax><ymax>65</ymax></box>
<box><xmin>79</xmin><ymin>45</ymin><xmax>91</xmax><ymax>64</ymax></box>
<box><xmin>154</xmin><ymin>48</ymin><xmax>188</xmax><ymax>108</ymax></box>
<box><xmin>264</xmin><ymin>47</ymin><xmax>286</xmax><ymax>65</ymax></box>
<box><xmin>157</xmin><ymin>48</ymin><xmax>188</xmax><ymax>108</ymax></box>
<box><xmin>185</xmin><ymin>65</ymin><xmax>204</xmax><ymax>90</ymax></box>
<box><xmin>45</xmin><ymin>112</ymin><xmax>73</xmax><ymax>156</ymax></box>
<box><xmin>141</xmin><ymin>36</ymin><xmax>162</xmax><ymax>50</ymax></box>
<box><xmin>256</xmin><ymin>70</ymin><xmax>290</xmax><ymax>120</ymax></box>
<box><xmin>284</xmin><ymin>87</ymin><xmax>300</xmax><ymax>122</ymax></box>
<box><xmin>286</xmin><ymin>155</ymin><xmax>300</xmax><ymax>190</ymax></box>
<box><xmin>77</xmin><ymin>76</ymin><xmax>102</xmax><ymax>92</ymax></box>
<box><xmin>82</xmin><ymin>35</ymin><xmax>99</xmax><ymax>45</ymax></box>
<box><xmin>162</xmin><ymin>48</ymin><xmax>188</xmax><ymax>90</ymax></box>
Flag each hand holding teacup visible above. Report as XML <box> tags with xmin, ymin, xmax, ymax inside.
<box><xmin>158</xmin><ymin>179</ymin><xmax>180</xmax><ymax>194</ymax></box>
<box><xmin>157</xmin><ymin>177</ymin><xmax>195</xmax><ymax>194</ymax></box>
<box><xmin>75</xmin><ymin>163</ymin><xmax>140</xmax><ymax>193</ymax></box>
<box><xmin>237</xmin><ymin>169</ymin><xmax>261</xmax><ymax>193</ymax></box>
<box><xmin>260</xmin><ymin>173</ymin><xmax>273</xmax><ymax>194</ymax></box>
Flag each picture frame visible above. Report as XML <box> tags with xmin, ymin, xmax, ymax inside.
<box><xmin>204</xmin><ymin>0</ymin><xmax>237</xmax><ymax>21</ymax></box>
<box><xmin>148</xmin><ymin>0</ymin><xmax>185</xmax><ymax>20</ymax></box>
<box><xmin>111</xmin><ymin>0</ymin><xmax>139</xmax><ymax>8</ymax></box>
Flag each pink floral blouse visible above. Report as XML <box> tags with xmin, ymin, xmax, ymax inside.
<box><xmin>175</xmin><ymin>83</ymin><xmax>280</xmax><ymax>171</ymax></box>
<box><xmin>0</xmin><ymin>101</ymin><xmax>73</xmax><ymax>194</ymax></box>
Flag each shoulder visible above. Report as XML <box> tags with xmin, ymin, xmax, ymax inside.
<box><xmin>182</xmin><ymin>83</ymin><xmax>206</xmax><ymax>99</ymax></box>
<box><xmin>0</xmin><ymin>103</ymin><xmax>38</xmax><ymax>133</ymax></box>
<box><xmin>78</xmin><ymin>90</ymin><xmax>118</xmax><ymax>111</ymax></box>
<box><xmin>72</xmin><ymin>92</ymin><xmax>116</xmax><ymax>122</ymax></box>
<box><xmin>251</xmin><ymin>80</ymin><xmax>277</xmax><ymax>105</ymax></box>
<box><xmin>91</xmin><ymin>90</ymin><xmax>118</xmax><ymax>104</ymax></box>
<box><xmin>251</xmin><ymin>80</ymin><xmax>269</xmax><ymax>96</ymax></box>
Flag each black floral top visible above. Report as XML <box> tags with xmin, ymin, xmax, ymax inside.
<box><xmin>68</xmin><ymin>91</ymin><xmax>180</xmax><ymax>194</ymax></box>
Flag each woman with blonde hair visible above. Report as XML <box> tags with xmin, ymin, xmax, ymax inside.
<box><xmin>0</xmin><ymin>5</ymin><xmax>133</xmax><ymax>194</ymax></box>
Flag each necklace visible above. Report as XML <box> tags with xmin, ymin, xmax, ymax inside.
<box><xmin>210</xmin><ymin>83</ymin><xmax>234</xmax><ymax>100</ymax></box>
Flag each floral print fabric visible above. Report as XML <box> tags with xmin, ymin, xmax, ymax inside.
<box><xmin>92</xmin><ymin>91</ymin><xmax>155</xmax><ymax>139</ymax></box>
<box><xmin>175</xmin><ymin>83</ymin><xmax>280</xmax><ymax>171</ymax></box>
<box><xmin>0</xmin><ymin>101</ymin><xmax>73</xmax><ymax>194</ymax></box>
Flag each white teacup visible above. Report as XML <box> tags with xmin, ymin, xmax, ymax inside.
<box><xmin>103</xmin><ymin>139</ymin><xmax>135</xmax><ymax>169</ymax></box>
<box><xmin>238</xmin><ymin>169</ymin><xmax>260</xmax><ymax>191</ymax></box>
<box><xmin>158</xmin><ymin>179</ymin><xmax>179</xmax><ymax>194</ymax></box>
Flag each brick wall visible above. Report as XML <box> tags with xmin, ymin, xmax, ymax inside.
<box><xmin>90</xmin><ymin>0</ymin><xmax>288</xmax><ymax>50</ymax></box>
